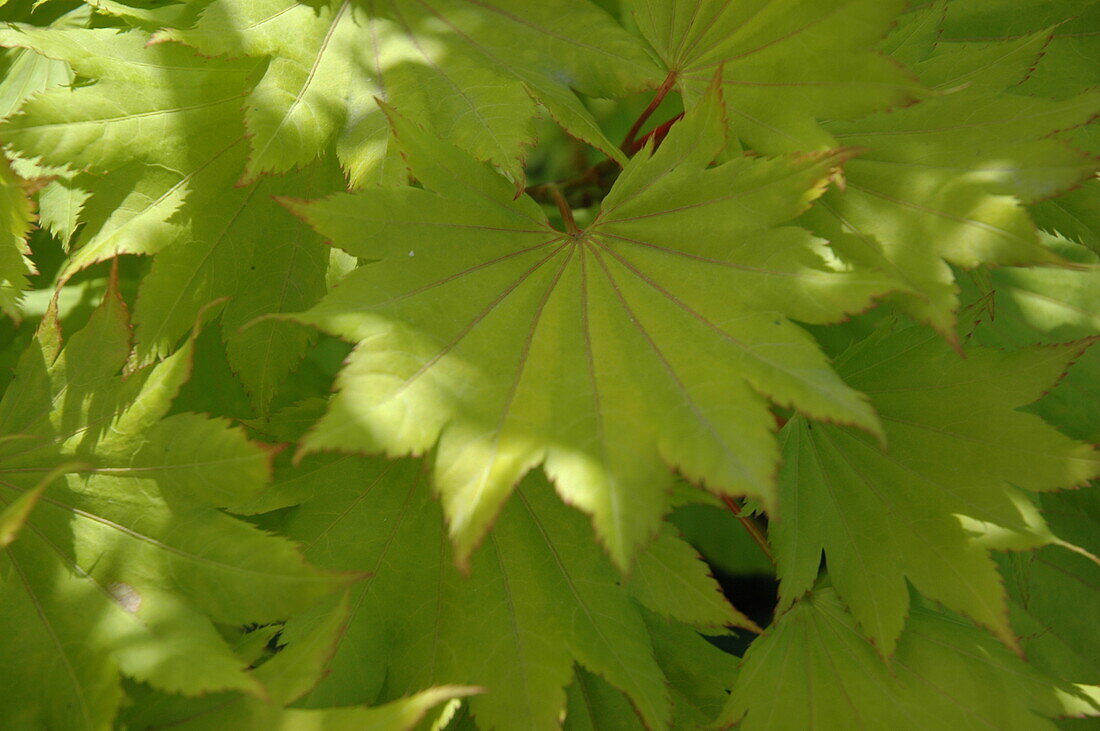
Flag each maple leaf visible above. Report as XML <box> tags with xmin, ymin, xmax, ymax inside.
<box><xmin>160</xmin><ymin>0</ymin><xmax>659</xmax><ymax>186</ymax></box>
<box><xmin>940</xmin><ymin>0</ymin><xmax>1100</xmax><ymax>99</ymax></box>
<box><xmin>962</xmin><ymin>234</ymin><xmax>1100</xmax><ymax>442</ymax></box>
<box><xmin>242</xmin><ymin>399</ymin><xmax>749</xmax><ymax>729</ymax></box>
<box><xmin>720</xmin><ymin>586</ymin><xmax>1100</xmax><ymax>729</ymax></box>
<box><xmin>631</xmin><ymin>0</ymin><xmax>924</xmax><ymax>153</ymax></box>
<box><xmin>118</xmin><ymin>589</ymin><xmax>479</xmax><ymax>729</ymax></box>
<box><xmin>0</xmin><ymin>155</ymin><xmax>34</xmax><ymax>318</ymax></box>
<box><xmin>1033</xmin><ymin>179</ymin><xmax>1100</xmax><ymax>256</ymax></box>
<box><xmin>957</xmin><ymin>234</ymin><xmax>1100</xmax><ymax>684</ymax></box>
<box><xmin>284</xmin><ymin>79</ymin><xmax>892</xmax><ymax>568</ymax></box>
<box><xmin>804</xmin><ymin>11</ymin><xmax>1100</xmax><ymax>336</ymax></box>
<box><xmin>0</xmin><ymin>26</ymin><xmax>254</xmax><ymax>180</ymax></box>
<box><xmin>770</xmin><ymin>321</ymin><xmax>1100</xmax><ymax>655</ymax></box>
<box><xmin>0</xmin><ymin>25</ymin><xmax>254</xmax><ymax>270</ymax></box>
<box><xmin>564</xmin><ymin>613</ymin><xmax>741</xmax><ymax>729</ymax></box>
<box><xmin>0</xmin><ymin>279</ymin><xmax>345</xmax><ymax>729</ymax></box>
<box><xmin>129</xmin><ymin>155</ymin><xmax>344</xmax><ymax>411</ymax></box>
<box><xmin>1001</xmin><ymin>490</ymin><xmax>1100</xmax><ymax>686</ymax></box>
<box><xmin>0</xmin><ymin>26</ymin><xmax>347</xmax><ymax>411</ymax></box>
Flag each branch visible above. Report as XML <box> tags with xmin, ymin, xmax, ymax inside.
<box><xmin>721</xmin><ymin>495</ymin><xmax>775</xmax><ymax>565</ymax></box>
<box><xmin>623</xmin><ymin>112</ymin><xmax>684</xmax><ymax>156</ymax></box>
<box><xmin>548</xmin><ymin>184</ymin><xmax>578</xmax><ymax>234</ymax></box>
<box><xmin>621</xmin><ymin>71</ymin><xmax>677</xmax><ymax>154</ymax></box>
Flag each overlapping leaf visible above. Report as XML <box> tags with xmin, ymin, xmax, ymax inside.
<box><xmin>242</xmin><ymin>398</ymin><xmax>747</xmax><ymax>730</ymax></box>
<box><xmin>0</xmin><ymin>26</ymin><xmax>346</xmax><ymax>410</ymax></box>
<box><xmin>287</xmin><ymin>82</ymin><xmax>892</xmax><ymax>568</ymax></box>
<box><xmin>805</xmin><ymin>13</ymin><xmax>1100</xmax><ymax>335</ymax></box>
<box><xmin>118</xmin><ymin>591</ymin><xmax>479</xmax><ymax>730</ymax></box>
<box><xmin>161</xmin><ymin>0</ymin><xmax>659</xmax><ymax>185</ymax></box>
<box><xmin>0</xmin><ymin>282</ymin><xmax>343</xmax><ymax>730</ymax></box>
<box><xmin>631</xmin><ymin>0</ymin><xmax>923</xmax><ymax>153</ymax></box>
<box><xmin>564</xmin><ymin>613</ymin><xmax>740</xmax><ymax>729</ymax></box>
<box><xmin>720</xmin><ymin>587</ymin><xmax>1100</xmax><ymax>729</ymax></box>
<box><xmin>0</xmin><ymin>26</ymin><xmax>255</xmax><ymax>272</ymax></box>
<box><xmin>961</xmin><ymin>234</ymin><xmax>1100</xmax><ymax>687</ymax></box>
<box><xmin>0</xmin><ymin>26</ymin><xmax>253</xmax><ymax>180</ymax></box>
<box><xmin>770</xmin><ymin>323</ymin><xmax>1100</xmax><ymax>655</ymax></box>
<box><xmin>965</xmin><ymin>234</ymin><xmax>1100</xmax><ymax>441</ymax></box>
<box><xmin>0</xmin><ymin>155</ymin><xmax>33</xmax><ymax>318</ymax></box>
<box><xmin>940</xmin><ymin>0</ymin><xmax>1100</xmax><ymax>99</ymax></box>
<box><xmin>130</xmin><ymin>155</ymin><xmax>343</xmax><ymax>410</ymax></box>
<box><xmin>1001</xmin><ymin>490</ymin><xmax>1100</xmax><ymax>686</ymax></box>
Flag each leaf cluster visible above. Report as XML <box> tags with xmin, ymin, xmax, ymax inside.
<box><xmin>0</xmin><ymin>0</ymin><xmax>1098</xmax><ymax>728</ymax></box>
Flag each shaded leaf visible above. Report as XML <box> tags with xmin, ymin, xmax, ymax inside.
<box><xmin>720</xmin><ymin>587</ymin><xmax>1100</xmax><ymax>729</ymax></box>
<box><xmin>289</xmin><ymin>81</ymin><xmax>890</xmax><ymax>568</ymax></box>
<box><xmin>632</xmin><ymin>0</ymin><xmax>923</xmax><ymax>153</ymax></box>
<box><xmin>771</xmin><ymin>324</ymin><xmax>1100</xmax><ymax>654</ymax></box>
<box><xmin>0</xmin><ymin>283</ymin><xmax>343</xmax><ymax>729</ymax></box>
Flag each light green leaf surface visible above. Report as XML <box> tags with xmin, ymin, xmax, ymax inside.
<box><xmin>0</xmin><ymin>11</ymin><xmax>77</xmax><ymax>120</ymax></box>
<box><xmin>131</xmin><ymin>155</ymin><xmax>342</xmax><ymax>411</ymax></box>
<box><xmin>245</xmin><ymin>402</ymin><xmax>742</xmax><ymax>731</ymax></box>
<box><xmin>0</xmin><ymin>155</ymin><xmax>34</xmax><ymax>318</ymax></box>
<box><xmin>771</xmin><ymin>324</ymin><xmax>1100</xmax><ymax>655</ymax></box>
<box><xmin>720</xmin><ymin>587</ymin><xmax>1100</xmax><ymax>729</ymax></box>
<box><xmin>632</xmin><ymin>0</ymin><xmax>923</xmax><ymax>153</ymax></box>
<box><xmin>940</xmin><ymin>0</ymin><xmax>1100</xmax><ymax>99</ymax></box>
<box><xmin>1001</xmin><ymin>490</ymin><xmax>1100</xmax><ymax>686</ymax></box>
<box><xmin>0</xmin><ymin>26</ymin><xmax>256</xmax><ymax>274</ymax></box>
<box><xmin>562</xmin><ymin>614</ymin><xmax>740</xmax><ymax>730</ymax></box>
<box><xmin>122</xmin><ymin>590</ymin><xmax>480</xmax><ymax>730</ymax></box>
<box><xmin>289</xmin><ymin>84</ymin><xmax>891</xmax><ymax>569</ymax></box>
<box><xmin>625</xmin><ymin>523</ymin><xmax>756</xmax><ymax>631</ymax></box>
<box><xmin>0</xmin><ymin>283</ymin><xmax>342</xmax><ymax>730</ymax></box>
<box><xmin>162</xmin><ymin>0</ymin><xmax>658</xmax><ymax>184</ymax></box>
<box><xmin>281</xmin><ymin>461</ymin><xmax>673</xmax><ymax>730</ymax></box>
<box><xmin>963</xmin><ymin>235</ymin><xmax>1100</xmax><ymax>442</ymax></box>
<box><xmin>807</xmin><ymin>25</ymin><xmax>1100</xmax><ymax>335</ymax></box>
<box><xmin>0</xmin><ymin>26</ymin><xmax>255</xmax><ymax>176</ymax></box>
<box><xmin>0</xmin><ymin>26</ymin><xmax>345</xmax><ymax>408</ymax></box>
<box><xmin>1033</xmin><ymin>178</ymin><xmax>1100</xmax><ymax>256</ymax></box>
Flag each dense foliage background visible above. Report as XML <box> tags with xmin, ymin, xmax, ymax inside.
<box><xmin>1</xmin><ymin>0</ymin><xmax>1098</xmax><ymax>728</ymax></box>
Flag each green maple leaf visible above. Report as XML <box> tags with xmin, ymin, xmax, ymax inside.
<box><xmin>285</xmin><ymin>80</ymin><xmax>892</xmax><ymax>568</ymax></box>
<box><xmin>963</xmin><ymin>234</ymin><xmax>1100</xmax><ymax>442</ymax></box>
<box><xmin>0</xmin><ymin>281</ymin><xmax>344</xmax><ymax>729</ymax></box>
<box><xmin>804</xmin><ymin>16</ymin><xmax>1100</xmax><ymax>336</ymax></box>
<box><xmin>160</xmin><ymin>0</ymin><xmax>659</xmax><ymax>186</ymax></box>
<box><xmin>770</xmin><ymin>322</ymin><xmax>1100</xmax><ymax>655</ymax></box>
<box><xmin>940</xmin><ymin>0</ymin><xmax>1100</xmax><ymax>99</ymax></box>
<box><xmin>0</xmin><ymin>26</ymin><xmax>346</xmax><ymax>411</ymax></box>
<box><xmin>129</xmin><ymin>154</ymin><xmax>344</xmax><ymax>411</ymax></box>
<box><xmin>0</xmin><ymin>155</ymin><xmax>34</xmax><ymax>318</ymax></box>
<box><xmin>719</xmin><ymin>587</ymin><xmax>1100</xmax><ymax>729</ymax></box>
<box><xmin>563</xmin><ymin>612</ymin><xmax>741</xmax><ymax>728</ymax></box>
<box><xmin>0</xmin><ymin>6</ymin><xmax>81</xmax><ymax>120</ymax></box>
<box><xmin>959</xmin><ymin>234</ymin><xmax>1100</xmax><ymax>685</ymax></box>
<box><xmin>0</xmin><ymin>26</ymin><xmax>254</xmax><ymax>179</ymax></box>
<box><xmin>1033</xmin><ymin>179</ymin><xmax>1100</xmax><ymax>256</ymax></box>
<box><xmin>0</xmin><ymin>26</ymin><xmax>254</xmax><ymax>271</ymax></box>
<box><xmin>1001</xmin><ymin>490</ymin><xmax>1100</xmax><ymax>686</ymax></box>
<box><xmin>244</xmin><ymin>399</ymin><xmax>749</xmax><ymax>730</ymax></box>
<box><xmin>631</xmin><ymin>0</ymin><xmax>923</xmax><ymax>153</ymax></box>
<box><xmin>119</xmin><ymin>589</ymin><xmax>479</xmax><ymax>730</ymax></box>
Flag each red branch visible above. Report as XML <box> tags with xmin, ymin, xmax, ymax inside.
<box><xmin>621</xmin><ymin>71</ymin><xmax>677</xmax><ymax>154</ymax></box>
<box><xmin>624</xmin><ymin>112</ymin><xmax>685</xmax><ymax>156</ymax></box>
<box><xmin>722</xmin><ymin>495</ymin><xmax>775</xmax><ymax>565</ymax></box>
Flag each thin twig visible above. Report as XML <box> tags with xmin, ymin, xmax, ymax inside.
<box><xmin>621</xmin><ymin>71</ymin><xmax>677</xmax><ymax>154</ymax></box>
<box><xmin>624</xmin><ymin>112</ymin><xmax>685</xmax><ymax>156</ymax></box>
<box><xmin>548</xmin><ymin>184</ymin><xmax>579</xmax><ymax>234</ymax></box>
<box><xmin>722</xmin><ymin>495</ymin><xmax>775</xmax><ymax>565</ymax></box>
